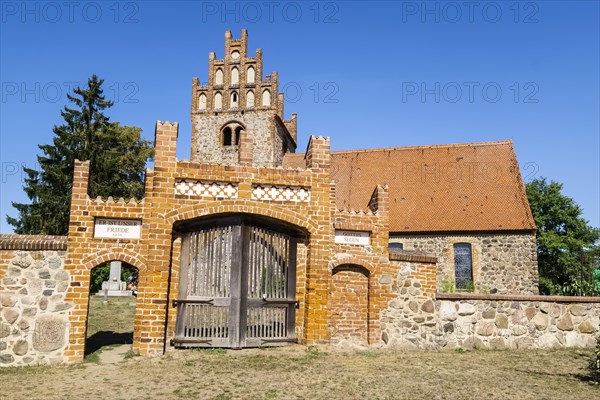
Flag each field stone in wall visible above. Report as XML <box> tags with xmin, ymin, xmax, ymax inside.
<box><xmin>1</xmin><ymin>293</ymin><xmax>16</xmax><ymax>307</ymax></box>
<box><xmin>557</xmin><ymin>314</ymin><xmax>574</xmax><ymax>331</ymax></box>
<box><xmin>12</xmin><ymin>252</ymin><xmax>32</xmax><ymax>268</ymax></box>
<box><xmin>439</xmin><ymin>302</ymin><xmax>458</xmax><ymax>321</ymax></box>
<box><xmin>0</xmin><ymin>322</ymin><xmax>11</xmax><ymax>338</ymax></box>
<box><xmin>3</xmin><ymin>309</ymin><xmax>19</xmax><ymax>324</ymax></box>
<box><xmin>32</xmin><ymin>315</ymin><xmax>67</xmax><ymax>352</ymax></box>
<box><xmin>531</xmin><ymin>312</ymin><xmax>549</xmax><ymax>330</ymax></box>
<box><xmin>577</xmin><ymin>319</ymin><xmax>596</xmax><ymax>334</ymax></box>
<box><xmin>13</xmin><ymin>340</ymin><xmax>28</xmax><ymax>356</ymax></box>
<box><xmin>569</xmin><ymin>304</ymin><xmax>588</xmax><ymax>316</ymax></box>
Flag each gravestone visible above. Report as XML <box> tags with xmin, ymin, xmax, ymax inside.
<box><xmin>96</xmin><ymin>261</ymin><xmax>132</xmax><ymax>296</ymax></box>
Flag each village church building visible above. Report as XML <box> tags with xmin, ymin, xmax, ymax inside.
<box><xmin>2</xmin><ymin>31</ymin><xmax>598</xmax><ymax>367</ymax></box>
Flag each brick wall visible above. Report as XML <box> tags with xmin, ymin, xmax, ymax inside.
<box><xmin>56</xmin><ymin>121</ymin><xmax>340</xmax><ymax>361</ymax></box>
<box><xmin>329</xmin><ymin>265</ymin><xmax>370</xmax><ymax>345</ymax></box>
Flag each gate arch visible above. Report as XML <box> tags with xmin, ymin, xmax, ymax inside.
<box><xmin>81</xmin><ymin>248</ymin><xmax>147</xmax><ymax>272</ymax></box>
<box><xmin>165</xmin><ymin>201</ymin><xmax>318</xmax><ymax>236</ymax></box>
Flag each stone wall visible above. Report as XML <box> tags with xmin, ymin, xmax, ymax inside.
<box><xmin>191</xmin><ymin>110</ymin><xmax>280</xmax><ymax>167</ymax></box>
<box><xmin>391</xmin><ymin>233</ymin><xmax>538</xmax><ymax>294</ymax></box>
<box><xmin>381</xmin><ymin>292</ymin><xmax>600</xmax><ymax>350</ymax></box>
<box><xmin>1</xmin><ymin>236</ymin><xmax>71</xmax><ymax>367</ymax></box>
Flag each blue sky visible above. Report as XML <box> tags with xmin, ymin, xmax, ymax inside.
<box><xmin>0</xmin><ymin>0</ymin><xmax>598</xmax><ymax>232</ymax></box>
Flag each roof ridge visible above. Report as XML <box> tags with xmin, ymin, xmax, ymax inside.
<box><xmin>330</xmin><ymin>140</ymin><xmax>513</xmax><ymax>154</ymax></box>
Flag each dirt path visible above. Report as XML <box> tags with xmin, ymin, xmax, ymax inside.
<box><xmin>97</xmin><ymin>344</ymin><xmax>131</xmax><ymax>364</ymax></box>
<box><xmin>1</xmin><ymin>347</ymin><xmax>598</xmax><ymax>400</ymax></box>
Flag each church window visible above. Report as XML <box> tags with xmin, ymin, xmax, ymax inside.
<box><xmin>388</xmin><ymin>242</ymin><xmax>403</xmax><ymax>251</ymax></box>
<box><xmin>454</xmin><ymin>243</ymin><xmax>473</xmax><ymax>289</ymax></box>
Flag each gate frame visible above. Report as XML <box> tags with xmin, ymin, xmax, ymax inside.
<box><xmin>64</xmin><ymin>249</ymin><xmax>147</xmax><ymax>361</ymax></box>
<box><xmin>170</xmin><ymin>213</ymin><xmax>307</xmax><ymax>348</ymax></box>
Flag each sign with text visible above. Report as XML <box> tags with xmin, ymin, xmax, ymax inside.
<box><xmin>334</xmin><ymin>230</ymin><xmax>370</xmax><ymax>245</ymax></box>
<box><xmin>94</xmin><ymin>218</ymin><xmax>142</xmax><ymax>239</ymax></box>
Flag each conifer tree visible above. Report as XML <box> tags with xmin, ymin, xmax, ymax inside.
<box><xmin>7</xmin><ymin>75</ymin><xmax>153</xmax><ymax>235</ymax></box>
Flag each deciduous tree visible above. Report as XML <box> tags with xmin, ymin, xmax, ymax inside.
<box><xmin>526</xmin><ymin>178</ymin><xmax>600</xmax><ymax>295</ymax></box>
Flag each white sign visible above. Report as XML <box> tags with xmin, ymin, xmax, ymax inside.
<box><xmin>334</xmin><ymin>230</ymin><xmax>370</xmax><ymax>245</ymax></box>
<box><xmin>94</xmin><ymin>218</ymin><xmax>142</xmax><ymax>239</ymax></box>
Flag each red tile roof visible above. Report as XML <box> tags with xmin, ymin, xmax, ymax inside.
<box><xmin>332</xmin><ymin>140</ymin><xmax>535</xmax><ymax>232</ymax></box>
<box><xmin>285</xmin><ymin>140</ymin><xmax>536</xmax><ymax>233</ymax></box>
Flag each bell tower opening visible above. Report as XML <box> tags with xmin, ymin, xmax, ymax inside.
<box><xmin>223</xmin><ymin>126</ymin><xmax>233</xmax><ymax>146</ymax></box>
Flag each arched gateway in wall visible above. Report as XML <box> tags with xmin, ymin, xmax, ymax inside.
<box><xmin>171</xmin><ymin>214</ymin><xmax>306</xmax><ymax>348</ymax></box>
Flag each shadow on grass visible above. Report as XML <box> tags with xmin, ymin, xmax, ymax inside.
<box><xmin>574</xmin><ymin>372</ymin><xmax>600</xmax><ymax>384</ymax></box>
<box><xmin>85</xmin><ymin>331</ymin><xmax>133</xmax><ymax>355</ymax></box>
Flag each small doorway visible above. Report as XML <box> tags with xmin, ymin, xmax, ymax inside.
<box><xmin>85</xmin><ymin>261</ymin><xmax>139</xmax><ymax>358</ymax></box>
<box><xmin>329</xmin><ymin>264</ymin><xmax>370</xmax><ymax>345</ymax></box>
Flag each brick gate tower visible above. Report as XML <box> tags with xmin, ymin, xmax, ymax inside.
<box><xmin>190</xmin><ymin>29</ymin><xmax>297</xmax><ymax>167</ymax></box>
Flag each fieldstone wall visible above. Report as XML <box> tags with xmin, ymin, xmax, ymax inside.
<box><xmin>1</xmin><ymin>236</ymin><xmax>71</xmax><ymax>367</ymax></box>
<box><xmin>381</xmin><ymin>292</ymin><xmax>600</xmax><ymax>350</ymax></box>
<box><xmin>273</xmin><ymin>119</ymin><xmax>287</xmax><ymax>166</ymax></box>
<box><xmin>391</xmin><ymin>233</ymin><xmax>538</xmax><ymax>294</ymax></box>
<box><xmin>191</xmin><ymin>110</ymin><xmax>280</xmax><ymax>167</ymax></box>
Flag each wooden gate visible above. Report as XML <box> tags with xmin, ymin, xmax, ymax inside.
<box><xmin>172</xmin><ymin>218</ymin><xmax>298</xmax><ymax>348</ymax></box>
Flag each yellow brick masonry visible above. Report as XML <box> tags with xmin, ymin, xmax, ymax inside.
<box><xmin>58</xmin><ymin>120</ymin><xmax>439</xmax><ymax>362</ymax></box>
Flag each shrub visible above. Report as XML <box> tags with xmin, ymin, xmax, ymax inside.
<box><xmin>440</xmin><ymin>279</ymin><xmax>456</xmax><ymax>293</ymax></box>
<box><xmin>591</xmin><ymin>332</ymin><xmax>600</xmax><ymax>383</ymax></box>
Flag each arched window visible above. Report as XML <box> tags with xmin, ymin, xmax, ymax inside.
<box><xmin>223</xmin><ymin>126</ymin><xmax>233</xmax><ymax>146</ymax></box>
<box><xmin>198</xmin><ymin>93</ymin><xmax>207</xmax><ymax>110</ymax></box>
<box><xmin>230</xmin><ymin>91</ymin><xmax>238</xmax><ymax>108</ymax></box>
<box><xmin>214</xmin><ymin>92</ymin><xmax>222</xmax><ymax>110</ymax></box>
<box><xmin>247</xmin><ymin>66</ymin><xmax>255</xmax><ymax>84</ymax></box>
<box><xmin>388</xmin><ymin>242</ymin><xmax>403</xmax><ymax>251</ymax></box>
<box><xmin>262</xmin><ymin>90</ymin><xmax>271</xmax><ymax>106</ymax></box>
<box><xmin>221</xmin><ymin>122</ymin><xmax>245</xmax><ymax>147</ymax></box>
<box><xmin>215</xmin><ymin>69</ymin><xmax>223</xmax><ymax>85</ymax></box>
<box><xmin>454</xmin><ymin>243</ymin><xmax>473</xmax><ymax>289</ymax></box>
<box><xmin>246</xmin><ymin>90</ymin><xmax>254</xmax><ymax>108</ymax></box>
<box><xmin>231</xmin><ymin>67</ymin><xmax>239</xmax><ymax>85</ymax></box>
<box><xmin>234</xmin><ymin>126</ymin><xmax>242</xmax><ymax>145</ymax></box>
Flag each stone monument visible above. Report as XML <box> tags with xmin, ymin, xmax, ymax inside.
<box><xmin>96</xmin><ymin>261</ymin><xmax>132</xmax><ymax>296</ymax></box>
